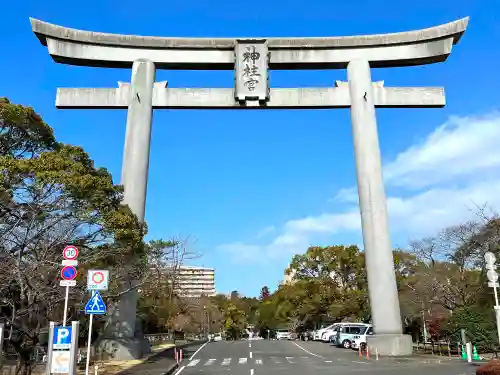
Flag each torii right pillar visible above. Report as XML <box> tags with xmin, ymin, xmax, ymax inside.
<box><xmin>348</xmin><ymin>58</ymin><xmax>411</xmax><ymax>355</ymax></box>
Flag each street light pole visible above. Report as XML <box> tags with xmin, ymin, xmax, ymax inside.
<box><xmin>202</xmin><ymin>306</ymin><xmax>206</xmax><ymax>337</ymax></box>
<box><xmin>207</xmin><ymin>309</ymin><xmax>211</xmax><ymax>335</ymax></box>
<box><xmin>485</xmin><ymin>252</ymin><xmax>500</xmax><ymax>344</ymax></box>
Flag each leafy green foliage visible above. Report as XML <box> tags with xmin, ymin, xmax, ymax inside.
<box><xmin>446</xmin><ymin>306</ymin><xmax>498</xmax><ymax>352</ymax></box>
<box><xmin>0</xmin><ymin>97</ymin><xmax>58</xmax><ymax>159</ymax></box>
<box><xmin>0</xmin><ymin>98</ymin><xmax>164</xmax><ymax>373</ymax></box>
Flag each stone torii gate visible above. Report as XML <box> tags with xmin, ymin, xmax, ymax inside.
<box><xmin>31</xmin><ymin>17</ymin><xmax>468</xmax><ymax>358</ymax></box>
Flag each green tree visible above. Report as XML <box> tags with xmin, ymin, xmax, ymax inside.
<box><xmin>224</xmin><ymin>303</ymin><xmax>247</xmax><ymax>339</ymax></box>
<box><xmin>289</xmin><ymin>245</ymin><xmax>369</xmax><ymax>322</ymax></box>
<box><xmin>446</xmin><ymin>306</ymin><xmax>497</xmax><ymax>352</ymax></box>
<box><xmin>0</xmin><ymin>99</ymin><xmax>144</xmax><ymax>374</ymax></box>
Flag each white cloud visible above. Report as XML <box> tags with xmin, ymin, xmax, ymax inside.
<box><xmin>383</xmin><ymin>113</ymin><xmax>500</xmax><ymax>189</ymax></box>
<box><xmin>332</xmin><ymin>187</ymin><xmax>359</xmax><ymax>204</ymax></box>
<box><xmin>256</xmin><ymin>225</ymin><xmax>276</xmax><ymax>238</ymax></box>
<box><xmin>217</xmin><ymin>112</ymin><xmax>500</xmax><ymax>263</ymax></box>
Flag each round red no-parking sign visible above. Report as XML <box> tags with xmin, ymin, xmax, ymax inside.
<box><xmin>61</xmin><ymin>265</ymin><xmax>78</xmax><ymax>281</ymax></box>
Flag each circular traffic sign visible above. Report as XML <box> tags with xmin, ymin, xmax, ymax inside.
<box><xmin>487</xmin><ymin>269</ymin><xmax>499</xmax><ymax>282</ymax></box>
<box><xmin>61</xmin><ymin>266</ymin><xmax>78</xmax><ymax>281</ymax></box>
<box><xmin>485</xmin><ymin>252</ymin><xmax>496</xmax><ymax>265</ymax></box>
<box><xmin>91</xmin><ymin>271</ymin><xmax>105</xmax><ymax>284</ymax></box>
<box><xmin>63</xmin><ymin>245</ymin><xmax>79</xmax><ymax>260</ymax></box>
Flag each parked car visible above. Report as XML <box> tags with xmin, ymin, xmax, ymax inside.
<box><xmin>212</xmin><ymin>332</ymin><xmax>223</xmax><ymax>342</ymax></box>
<box><xmin>351</xmin><ymin>326</ymin><xmax>373</xmax><ymax>350</ymax></box>
<box><xmin>276</xmin><ymin>329</ymin><xmax>291</xmax><ymax>340</ymax></box>
<box><xmin>335</xmin><ymin>323</ymin><xmax>371</xmax><ymax>349</ymax></box>
<box><xmin>314</xmin><ymin>324</ymin><xmax>337</xmax><ymax>341</ymax></box>
<box><xmin>298</xmin><ymin>331</ymin><xmax>314</xmax><ymax>341</ymax></box>
<box><xmin>321</xmin><ymin>323</ymin><xmax>344</xmax><ymax>342</ymax></box>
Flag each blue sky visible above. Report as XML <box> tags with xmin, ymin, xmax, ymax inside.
<box><xmin>2</xmin><ymin>0</ymin><xmax>500</xmax><ymax>297</ymax></box>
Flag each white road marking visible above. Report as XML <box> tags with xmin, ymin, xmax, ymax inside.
<box><xmin>270</xmin><ymin>357</ymin><xmax>281</xmax><ymax>364</ymax></box>
<box><xmin>239</xmin><ymin>357</ymin><xmax>248</xmax><ymax>364</ymax></box>
<box><xmin>285</xmin><ymin>357</ymin><xmax>295</xmax><ymax>363</ymax></box>
<box><xmin>221</xmin><ymin>358</ymin><xmax>231</xmax><ymax>366</ymax></box>
<box><xmin>250</xmin><ymin>369</ymin><xmax>254</xmax><ymax>375</ymax></box>
<box><xmin>186</xmin><ymin>359</ymin><xmax>200</xmax><ymax>367</ymax></box>
<box><xmin>249</xmin><ymin>343</ymin><xmax>252</xmax><ymax>348</ymax></box>
<box><xmin>255</xmin><ymin>359</ymin><xmax>263</xmax><ymax>365</ymax></box>
<box><xmin>173</xmin><ymin>365</ymin><xmax>185</xmax><ymax>375</ymax></box>
<box><xmin>205</xmin><ymin>359</ymin><xmax>216</xmax><ymax>366</ymax></box>
<box><xmin>292</xmin><ymin>342</ymin><xmax>323</xmax><ymax>358</ymax></box>
<box><xmin>189</xmin><ymin>341</ymin><xmax>209</xmax><ymax>360</ymax></box>
<box><xmin>324</xmin><ymin>360</ymin><xmax>332</xmax><ymax>363</ymax></box>
<box><xmin>351</xmin><ymin>360</ymin><xmax>369</xmax><ymax>364</ymax></box>
<box><xmin>249</xmin><ymin>351</ymin><xmax>253</xmax><ymax>359</ymax></box>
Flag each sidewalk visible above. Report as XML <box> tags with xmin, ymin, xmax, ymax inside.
<box><xmin>1</xmin><ymin>341</ymin><xmax>203</xmax><ymax>375</ymax></box>
<box><xmin>106</xmin><ymin>341</ymin><xmax>204</xmax><ymax>375</ymax></box>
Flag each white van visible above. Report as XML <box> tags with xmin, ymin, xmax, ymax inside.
<box><xmin>314</xmin><ymin>324</ymin><xmax>336</xmax><ymax>341</ymax></box>
<box><xmin>212</xmin><ymin>332</ymin><xmax>223</xmax><ymax>342</ymax></box>
<box><xmin>351</xmin><ymin>326</ymin><xmax>373</xmax><ymax>350</ymax></box>
<box><xmin>335</xmin><ymin>323</ymin><xmax>371</xmax><ymax>349</ymax></box>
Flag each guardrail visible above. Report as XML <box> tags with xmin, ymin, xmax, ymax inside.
<box><xmin>144</xmin><ymin>333</ymin><xmax>205</xmax><ymax>345</ymax></box>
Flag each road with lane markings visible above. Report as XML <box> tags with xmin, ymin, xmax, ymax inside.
<box><xmin>174</xmin><ymin>339</ymin><xmax>476</xmax><ymax>375</ymax></box>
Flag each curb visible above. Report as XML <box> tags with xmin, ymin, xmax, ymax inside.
<box><xmin>159</xmin><ymin>340</ymin><xmax>206</xmax><ymax>375</ymax></box>
<box><xmin>162</xmin><ymin>363</ymin><xmax>179</xmax><ymax>375</ymax></box>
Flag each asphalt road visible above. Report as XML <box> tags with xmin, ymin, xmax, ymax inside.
<box><xmin>173</xmin><ymin>339</ymin><xmax>477</xmax><ymax>375</ymax></box>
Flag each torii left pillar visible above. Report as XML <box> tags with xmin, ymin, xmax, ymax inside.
<box><xmin>97</xmin><ymin>59</ymin><xmax>156</xmax><ymax>359</ymax></box>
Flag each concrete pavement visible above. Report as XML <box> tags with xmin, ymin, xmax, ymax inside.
<box><xmin>174</xmin><ymin>339</ymin><xmax>477</xmax><ymax>375</ymax></box>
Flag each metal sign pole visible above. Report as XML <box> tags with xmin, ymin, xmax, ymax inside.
<box><xmin>69</xmin><ymin>321</ymin><xmax>79</xmax><ymax>375</ymax></box>
<box><xmin>46</xmin><ymin>322</ymin><xmax>55</xmax><ymax>375</ymax></box>
<box><xmin>63</xmin><ymin>286</ymin><xmax>70</xmax><ymax>327</ymax></box>
<box><xmin>0</xmin><ymin>322</ymin><xmax>4</xmax><ymax>370</ymax></box>
<box><xmin>85</xmin><ymin>291</ymin><xmax>96</xmax><ymax>375</ymax></box>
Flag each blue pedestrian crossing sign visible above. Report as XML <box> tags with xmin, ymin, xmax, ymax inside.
<box><xmin>53</xmin><ymin>326</ymin><xmax>73</xmax><ymax>349</ymax></box>
<box><xmin>85</xmin><ymin>291</ymin><xmax>106</xmax><ymax>315</ymax></box>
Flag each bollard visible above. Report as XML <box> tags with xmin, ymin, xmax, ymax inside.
<box><xmin>94</xmin><ymin>365</ymin><xmax>98</xmax><ymax>375</ymax></box>
<box><xmin>180</xmin><ymin>349</ymin><xmax>183</xmax><ymax>362</ymax></box>
<box><xmin>375</xmin><ymin>347</ymin><xmax>379</xmax><ymax>361</ymax></box>
<box><xmin>359</xmin><ymin>345</ymin><xmax>362</xmax><ymax>358</ymax></box>
<box><xmin>466</xmin><ymin>342</ymin><xmax>472</xmax><ymax>363</ymax></box>
<box><xmin>174</xmin><ymin>348</ymin><xmax>178</xmax><ymax>363</ymax></box>
<box><xmin>366</xmin><ymin>346</ymin><xmax>370</xmax><ymax>360</ymax></box>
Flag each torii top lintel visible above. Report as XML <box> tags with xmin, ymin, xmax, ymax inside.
<box><xmin>30</xmin><ymin>17</ymin><xmax>468</xmax><ymax>70</ymax></box>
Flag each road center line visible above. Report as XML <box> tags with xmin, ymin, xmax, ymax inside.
<box><xmin>250</xmin><ymin>369</ymin><xmax>254</xmax><ymax>375</ymax></box>
<box><xmin>172</xmin><ymin>365</ymin><xmax>185</xmax><ymax>375</ymax></box>
<box><xmin>292</xmin><ymin>342</ymin><xmax>323</xmax><ymax>358</ymax></box>
<box><xmin>250</xmin><ymin>351</ymin><xmax>253</xmax><ymax>359</ymax></box>
<box><xmin>189</xmin><ymin>341</ymin><xmax>209</xmax><ymax>360</ymax></box>
<box><xmin>249</xmin><ymin>343</ymin><xmax>252</xmax><ymax>348</ymax></box>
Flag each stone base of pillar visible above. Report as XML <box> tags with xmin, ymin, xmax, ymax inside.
<box><xmin>95</xmin><ymin>336</ymin><xmax>151</xmax><ymax>360</ymax></box>
<box><xmin>367</xmin><ymin>333</ymin><xmax>413</xmax><ymax>356</ymax></box>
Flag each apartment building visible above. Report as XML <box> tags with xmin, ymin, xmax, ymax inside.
<box><xmin>174</xmin><ymin>266</ymin><xmax>216</xmax><ymax>298</ymax></box>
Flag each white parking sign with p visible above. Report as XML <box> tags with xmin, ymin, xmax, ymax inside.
<box><xmin>53</xmin><ymin>326</ymin><xmax>72</xmax><ymax>349</ymax></box>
